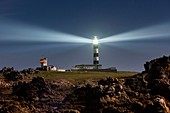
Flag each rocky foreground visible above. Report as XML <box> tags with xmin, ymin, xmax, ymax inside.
<box><xmin>0</xmin><ymin>56</ymin><xmax>170</xmax><ymax>113</ymax></box>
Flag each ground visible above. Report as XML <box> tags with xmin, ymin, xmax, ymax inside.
<box><xmin>0</xmin><ymin>55</ymin><xmax>170</xmax><ymax>113</ymax></box>
<box><xmin>35</xmin><ymin>71</ymin><xmax>137</xmax><ymax>83</ymax></box>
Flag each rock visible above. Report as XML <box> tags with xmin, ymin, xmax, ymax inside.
<box><xmin>153</xmin><ymin>96</ymin><xmax>169</xmax><ymax>113</ymax></box>
<box><xmin>20</xmin><ymin>68</ymin><xmax>40</xmax><ymax>75</ymax></box>
<box><xmin>0</xmin><ymin>67</ymin><xmax>14</xmax><ymax>73</ymax></box>
<box><xmin>62</xmin><ymin>109</ymin><xmax>80</xmax><ymax>113</ymax></box>
<box><xmin>1</xmin><ymin>55</ymin><xmax>170</xmax><ymax>113</ymax></box>
<box><xmin>0</xmin><ymin>101</ymin><xmax>36</xmax><ymax>113</ymax></box>
<box><xmin>143</xmin><ymin>96</ymin><xmax>170</xmax><ymax>113</ymax></box>
<box><xmin>3</xmin><ymin>70</ymin><xmax>24</xmax><ymax>81</ymax></box>
<box><xmin>115</xmin><ymin>84</ymin><xmax>123</xmax><ymax>93</ymax></box>
<box><xmin>12</xmin><ymin>77</ymin><xmax>51</xmax><ymax>100</ymax></box>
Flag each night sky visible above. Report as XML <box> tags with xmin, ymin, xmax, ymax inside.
<box><xmin>0</xmin><ymin>0</ymin><xmax>170</xmax><ymax>71</ymax></box>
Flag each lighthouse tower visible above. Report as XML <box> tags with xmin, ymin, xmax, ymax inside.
<box><xmin>93</xmin><ymin>36</ymin><xmax>99</xmax><ymax>68</ymax></box>
<box><xmin>71</xmin><ymin>36</ymin><xmax>117</xmax><ymax>72</ymax></box>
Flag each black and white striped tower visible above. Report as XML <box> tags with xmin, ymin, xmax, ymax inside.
<box><xmin>93</xmin><ymin>36</ymin><xmax>99</xmax><ymax>65</ymax></box>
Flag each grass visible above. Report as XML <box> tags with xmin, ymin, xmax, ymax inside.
<box><xmin>0</xmin><ymin>71</ymin><xmax>138</xmax><ymax>84</ymax></box>
<box><xmin>33</xmin><ymin>71</ymin><xmax>138</xmax><ymax>83</ymax></box>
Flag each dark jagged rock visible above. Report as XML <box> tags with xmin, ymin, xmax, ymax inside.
<box><xmin>12</xmin><ymin>77</ymin><xmax>51</xmax><ymax>100</ymax></box>
<box><xmin>61</xmin><ymin>109</ymin><xmax>80</xmax><ymax>113</ymax></box>
<box><xmin>1</xmin><ymin>67</ymin><xmax>35</xmax><ymax>81</ymax></box>
<box><xmin>0</xmin><ymin>101</ymin><xmax>37</xmax><ymax>113</ymax></box>
<box><xmin>61</xmin><ymin>56</ymin><xmax>170</xmax><ymax>113</ymax></box>
<box><xmin>20</xmin><ymin>68</ymin><xmax>40</xmax><ymax>75</ymax></box>
<box><xmin>0</xmin><ymin>55</ymin><xmax>170</xmax><ymax>112</ymax></box>
<box><xmin>0</xmin><ymin>67</ymin><xmax>14</xmax><ymax>73</ymax></box>
<box><xmin>144</xmin><ymin>56</ymin><xmax>170</xmax><ymax>73</ymax></box>
<box><xmin>3</xmin><ymin>70</ymin><xmax>24</xmax><ymax>81</ymax></box>
<box><xmin>142</xmin><ymin>95</ymin><xmax>170</xmax><ymax>113</ymax></box>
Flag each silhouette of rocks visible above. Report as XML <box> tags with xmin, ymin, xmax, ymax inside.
<box><xmin>0</xmin><ymin>67</ymin><xmax>14</xmax><ymax>73</ymax></box>
<box><xmin>3</xmin><ymin>71</ymin><xmax>24</xmax><ymax>81</ymax></box>
<box><xmin>0</xmin><ymin>101</ymin><xmax>38</xmax><ymax>113</ymax></box>
<box><xmin>0</xmin><ymin>67</ymin><xmax>16</xmax><ymax>81</ymax></box>
<box><xmin>12</xmin><ymin>77</ymin><xmax>51</xmax><ymax>100</ymax></box>
<box><xmin>20</xmin><ymin>68</ymin><xmax>40</xmax><ymax>75</ymax></box>
<box><xmin>61</xmin><ymin>55</ymin><xmax>170</xmax><ymax>113</ymax></box>
<box><xmin>11</xmin><ymin>77</ymin><xmax>74</xmax><ymax>112</ymax></box>
<box><xmin>60</xmin><ymin>109</ymin><xmax>80</xmax><ymax>113</ymax></box>
<box><xmin>0</xmin><ymin>55</ymin><xmax>170</xmax><ymax>112</ymax></box>
<box><xmin>1</xmin><ymin>67</ymin><xmax>35</xmax><ymax>81</ymax></box>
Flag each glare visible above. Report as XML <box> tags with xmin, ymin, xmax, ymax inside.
<box><xmin>1</xmin><ymin>18</ymin><xmax>170</xmax><ymax>46</ymax></box>
<box><xmin>99</xmin><ymin>22</ymin><xmax>170</xmax><ymax>43</ymax></box>
<box><xmin>0</xmin><ymin>19</ymin><xmax>91</xmax><ymax>43</ymax></box>
<box><xmin>93</xmin><ymin>36</ymin><xmax>99</xmax><ymax>45</ymax></box>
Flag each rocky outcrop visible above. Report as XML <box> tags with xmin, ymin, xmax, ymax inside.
<box><xmin>0</xmin><ymin>101</ymin><xmax>38</xmax><ymax>113</ymax></box>
<box><xmin>61</xmin><ymin>55</ymin><xmax>170</xmax><ymax>113</ymax></box>
<box><xmin>0</xmin><ymin>55</ymin><xmax>170</xmax><ymax>112</ymax></box>
<box><xmin>20</xmin><ymin>68</ymin><xmax>40</xmax><ymax>75</ymax></box>
<box><xmin>1</xmin><ymin>67</ymin><xmax>37</xmax><ymax>81</ymax></box>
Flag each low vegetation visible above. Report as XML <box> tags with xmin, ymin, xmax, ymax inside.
<box><xmin>34</xmin><ymin>71</ymin><xmax>137</xmax><ymax>83</ymax></box>
<box><xmin>0</xmin><ymin>55</ymin><xmax>170</xmax><ymax>112</ymax></box>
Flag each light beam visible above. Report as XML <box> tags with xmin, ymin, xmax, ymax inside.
<box><xmin>99</xmin><ymin>22</ymin><xmax>170</xmax><ymax>43</ymax></box>
<box><xmin>0</xmin><ymin>19</ymin><xmax>91</xmax><ymax>43</ymax></box>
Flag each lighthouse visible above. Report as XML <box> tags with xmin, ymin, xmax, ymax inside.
<box><xmin>93</xmin><ymin>36</ymin><xmax>100</xmax><ymax>69</ymax></box>
<box><xmin>71</xmin><ymin>35</ymin><xmax>117</xmax><ymax>72</ymax></box>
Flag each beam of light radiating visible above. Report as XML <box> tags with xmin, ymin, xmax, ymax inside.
<box><xmin>0</xmin><ymin>19</ymin><xmax>91</xmax><ymax>43</ymax></box>
<box><xmin>0</xmin><ymin>41</ymin><xmax>87</xmax><ymax>55</ymax></box>
<box><xmin>99</xmin><ymin>22</ymin><xmax>170</xmax><ymax>43</ymax></box>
